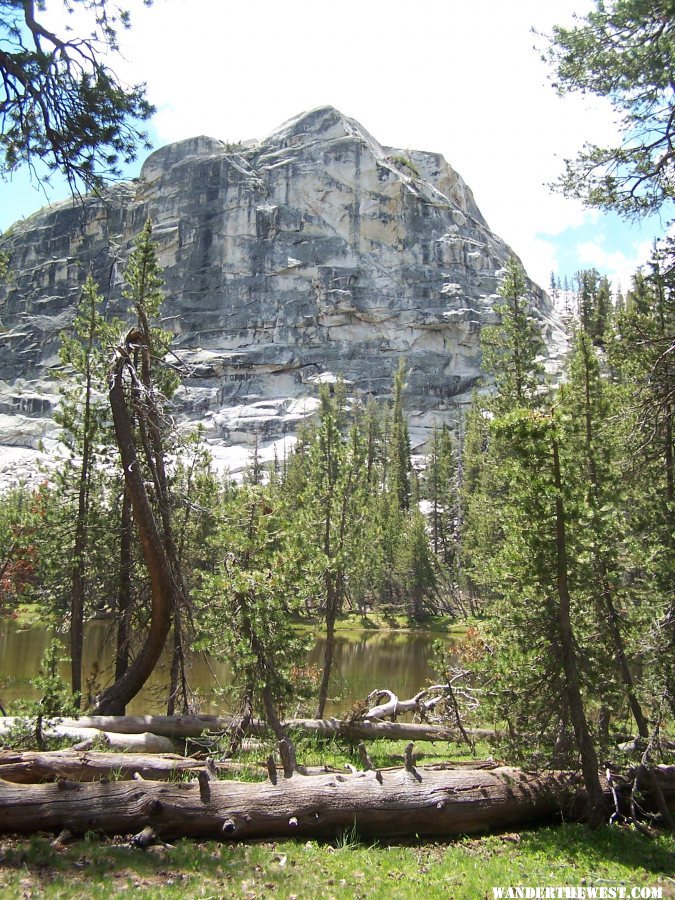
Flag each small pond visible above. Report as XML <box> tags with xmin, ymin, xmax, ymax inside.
<box><xmin>0</xmin><ymin>618</ymin><xmax>457</xmax><ymax>717</ymax></box>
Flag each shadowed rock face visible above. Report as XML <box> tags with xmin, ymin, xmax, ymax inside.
<box><xmin>0</xmin><ymin>106</ymin><xmax>566</xmax><ymax>479</ymax></box>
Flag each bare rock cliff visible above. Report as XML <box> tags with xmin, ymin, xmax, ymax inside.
<box><xmin>0</xmin><ymin>106</ymin><xmax>566</xmax><ymax>478</ymax></box>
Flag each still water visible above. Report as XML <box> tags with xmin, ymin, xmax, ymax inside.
<box><xmin>0</xmin><ymin>618</ymin><xmax>454</xmax><ymax>717</ymax></box>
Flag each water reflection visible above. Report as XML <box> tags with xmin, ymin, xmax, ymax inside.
<box><xmin>0</xmin><ymin>618</ymin><xmax>455</xmax><ymax>717</ymax></box>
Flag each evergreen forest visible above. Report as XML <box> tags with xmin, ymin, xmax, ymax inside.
<box><xmin>0</xmin><ymin>0</ymin><xmax>673</xmax><ymax>885</ymax></box>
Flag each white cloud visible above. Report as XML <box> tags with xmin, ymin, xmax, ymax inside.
<box><xmin>515</xmin><ymin>236</ymin><xmax>560</xmax><ymax>290</ymax></box>
<box><xmin>32</xmin><ymin>0</ymin><xmax>645</xmax><ymax>289</ymax></box>
<box><xmin>576</xmin><ymin>239</ymin><xmax>654</xmax><ymax>288</ymax></box>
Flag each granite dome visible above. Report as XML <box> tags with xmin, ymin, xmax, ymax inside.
<box><xmin>0</xmin><ymin>106</ymin><xmax>567</xmax><ymax>481</ymax></box>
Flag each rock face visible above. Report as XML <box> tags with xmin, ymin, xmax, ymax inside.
<box><xmin>0</xmin><ymin>106</ymin><xmax>566</xmax><ymax>480</ymax></box>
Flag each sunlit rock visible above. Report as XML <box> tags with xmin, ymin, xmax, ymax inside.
<box><xmin>0</xmin><ymin>106</ymin><xmax>567</xmax><ymax>483</ymax></box>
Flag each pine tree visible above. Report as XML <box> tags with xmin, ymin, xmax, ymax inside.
<box><xmin>197</xmin><ymin>485</ymin><xmax>311</xmax><ymax>745</ymax></box>
<box><xmin>545</xmin><ymin>0</ymin><xmax>675</xmax><ymax>218</ymax></box>
<box><xmin>423</xmin><ymin>424</ymin><xmax>458</xmax><ymax>572</ymax></box>
<box><xmin>480</xmin><ymin>257</ymin><xmax>546</xmax><ymax>410</ymax></box>
<box><xmin>56</xmin><ymin>275</ymin><xmax>118</xmax><ymax>702</ymax></box>
<box><xmin>561</xmin><ymin>329</ymin><xmax>650</xmax><ymax>739</ymax></box>
<box><xmin>461</xmin><ymin>260</ymin><xmax>609</xmax><ymax>821</ymax></box>
<box><xmin>288</xmin><ymin>382</ymin><xmax>368</xmax><ymax>717</ymax></box>
<box><xmin>608</xmin><ymin>238</ymin><xmax>675</xmax><ymax>718</ymax></box>
<box><xmin>398</xmin><ymin>509</ymin><xmax>437</xmax><ymax>621</ymax></box>
<box><xmin>461</xmin><ymin>257</ymin><xmax>548</xmax><ymax>602</ymax></box>
<box><xmin>388</xmin><ymin>359</ymin><xmax>412</xmax><ymax>510</ymax></box>
<box><xmin>574</xmin><ymin>269</ymin><xmax>612</xmax><ymax>346</ymax></box>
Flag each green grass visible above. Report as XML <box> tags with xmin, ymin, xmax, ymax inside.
<box><xmin>0</xmin><ymin>736</ymin><xmax>672</xmax><ymax>897</ymax></box>
<box><xmin>202</xmin><ymin>734</ymin><xmax>491</xmax><ymax>781</ymax></box>
<box><xmin>0</xmin><ymin>825</ymin><xmax>672</xmax><ymax>899</ymax></box>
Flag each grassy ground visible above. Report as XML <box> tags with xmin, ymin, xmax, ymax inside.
<box><xmin>0</xmin><ymin>737</ymin><xmax>673</xmax><ymax>898</ymax></box>
<box><xmin>0</xmin><ymin>824</ymin><xmax>672</xmax><ymax>899</ymax></box>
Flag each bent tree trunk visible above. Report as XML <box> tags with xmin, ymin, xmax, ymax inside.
<box><xmin>92</xmin><ymin>350</ymin><xmax>173</xmax><ymax>714</ymax></box>
<box><xmin>114</xmin><ymin>485</ymin><xmax>133</xmax><ymax>683</ymax></box>
<box><xmin>2</xmin><ymin>765</ymin><xmax>673</xmax><ymax>842</ymax></box>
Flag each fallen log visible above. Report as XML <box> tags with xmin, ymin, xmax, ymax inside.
<box><xmin>1</xmin><ymin>765</ymin><xmax>673</xmax><ymax>841</ymax></box>
<box><xmin>363</xmin><ymin>677</ymin><xmax>478</xmax><ymax>722</ymax></box>
<box><xmin>8</xmin><ymin>715</ymin><xmax>233</xmax><ymax>739</ymax></box>
<box><xmin>0</xmin><ymin>750</ymin><xmax>338</xmax><ymax>784</ymax></box>
<box><xmin>0</xmin><ymin>749</ymin><xmax>203</xmax><ymax>783</ymax></box>
<box><xmin>281</xmin><ymin>717</ymin><xmax>497</xmax><ymax>743</ymax></box>
<box><xmin>0</xmin><ymin>719</ymin><xmax>177</xmax><ymax>753</ymax></box>
<box><xmin>0</xmin><ymin>715</ymin><xmax>495</xmax><ymax>744</ymax></box>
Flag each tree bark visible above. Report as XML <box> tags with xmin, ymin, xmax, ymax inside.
<box><xmin>1</xmin><ymin>765</ymin><xmax>673</xmax><ymax>841</ymax></box>
<box><xmin>315</xmin><ymin>570</ymin><xmax>338</xmax><ymax>719</ymax></box>
<box><xmin>70</xmin><ymin>432</ymin><xmax>90</xmax><ymax>705</ymax></box>
<box><xmin>69</xmin><ymin>296</ymin><xmax>97</xmax><ymax>705</ymax></box>
<box><xmin>114</xmin><ymin>485</ymin><xmax>133</xmax><ymax>686</ymax></box>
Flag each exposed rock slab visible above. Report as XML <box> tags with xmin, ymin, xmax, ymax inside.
<box><xmin>0</xmin><ymin>106</ymin><xmax>567</xmax><ymax>481</ymax></box>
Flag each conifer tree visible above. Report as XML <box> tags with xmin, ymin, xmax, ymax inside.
<box><xmin>461</xmin><ymin>257</ymin><xmax>548</xmax><ymax>600</ymax></box>
<box><xmin>197</xmin><ymin>485</ymin><xmax>311</xmax><ymax>744</ymax></box>
<box><xmin>56</xmin><ymin>275</ymin><xmax>119</xmax><ymax>702</ymax></box>
<box><xmin>561</xmin><ymin>329</ymin><xmax>650</xmax><ymax>739</ymax></box>
<box><xmin>286</xmin><ymin>382</ymin><xmax>367</xmax><ymax>717</ymax></box>
<box><xmin>423</xmin><ymin>424</ymin><xmax>458</xmax><ymax>570</ymax></box>
<box><xmin>398</xmin><ymin>508</ymin><xmax>437</xmax><ymax>621</ymax></box>
<box><xmin>480</xmin><ymin>257</ymin><xmax>546</xmax><ymax>410</ymax></box>
<box><xmin>462</xmin><ymin>260</ymin><xmax>608</xmax><ymax>822</ymax></box>
<box><xmin>545</xmin><ymin>0</ymin><xmax>675</xmax><ymax>218</ymax></box>
<box><xmin>608</xmin><ymin>238</ymin><xmax>675</xmax><ymax>717</ymax></box>
<box><xmin>388</xmin><ymin>359</ymin><xmax>412</xmax><ymax>510</ymax></box>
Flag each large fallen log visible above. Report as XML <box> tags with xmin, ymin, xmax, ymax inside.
<box><xmin>1</xmin><ymin>765</ymin><xmax>673</xmax><ymax>841</ymax></box>
<box><xmin>0</xmin><ymin>719</ymin><xmax>177</xmax><ymax>753</ymax></box>
<box><xmin>0</xmin><ymin>750</ymin><xmax>336</xmax><ymax>784</ymax></box>
<box><xmin>281</xmin><ymin>717</ymin><xmax>496</xmax><ymax>742</ymax></box>
<box><xmin>0</xmin><ymin>749</ymin><xmax>208</xmax><ymax>783</ymax></box>
<box><xmin>0</xmin><ymin>715</ymin><xmax>494</xmax><ymax>744</ymax></box>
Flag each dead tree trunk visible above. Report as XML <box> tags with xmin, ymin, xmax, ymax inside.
<box><xmin>1</xmin><ymin>765</ymin><xmax>673</xmax><ymax>841</ymax></box>
<box><xmin>0</xmin><ymin>719</ymin><xmax>177</xmax><ymax>752</ymax></box>
<box><xmin>0</xmin><ymin>715</ymin><xmax>496</xmax><ymax>744</ymax></box>
<box><xmin>0</xmin><ymin>750</ymin><xmax>338</xmax><ymax>784</ymax></box>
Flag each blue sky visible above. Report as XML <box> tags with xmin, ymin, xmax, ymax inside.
<box><xmin>1</xmin><ymin>0</ymin><xmax>671</xmax><ymax>293</ymax></box>
<box><xmin>538</xmin><ymin>212</ymin><xmax>667</xmax><ymax>292</ymax></box>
